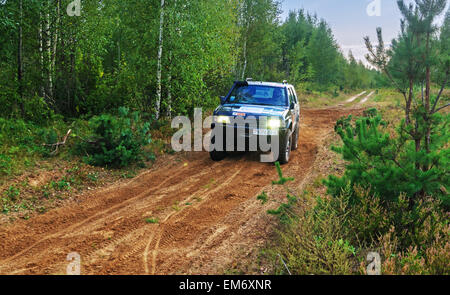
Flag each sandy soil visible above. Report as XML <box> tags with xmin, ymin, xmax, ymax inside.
<box><xmin>0</xmin><ymin>107</ymin><xmax>360</xmax><ymax>275</ymax></box>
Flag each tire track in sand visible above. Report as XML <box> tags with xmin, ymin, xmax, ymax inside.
<box><xmin>143</xmin><ymin>167</ymin><xmax>243</xmax><ymax>274</ymax></box>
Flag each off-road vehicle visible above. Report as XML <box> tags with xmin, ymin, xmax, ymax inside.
<box><xmin>210</xmin><ymin>79</ymin><xmax>300</xmax><ymax>164</ymax></box>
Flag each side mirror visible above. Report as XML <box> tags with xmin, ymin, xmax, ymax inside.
<box><xmin>290</xmin><ymin>102</ymin><xmax>295</xmax><ymax>109</ymax></box>
<box><xmin>220</xmin><ymin>96</ymin><xmax>227</xmax><ymax>105</ymax></box>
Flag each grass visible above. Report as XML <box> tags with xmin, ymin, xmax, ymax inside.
<box><xmin>145</xmin><ymin>218</ymin><xmax>159</xmax><ymax>224</ymax></box>
<box><xmin>172</xmin><ymin>202</ymin><xmax>181</xmax><ymax>212</ymax></box>
<box><xmin>202</xmin><ymin>178</ymin><xmax>216</xmax><ymax>189</ymax></box>
<box><xmin>297</xmin><ymin>88</ymin><xmax>365</xmax><ymax>108</ymax></box>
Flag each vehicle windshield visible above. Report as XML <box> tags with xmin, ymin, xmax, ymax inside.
<box><xmin>226</xmin><ymin>85</ymin><xmax>288</xmax><ymax>107</ymax></box>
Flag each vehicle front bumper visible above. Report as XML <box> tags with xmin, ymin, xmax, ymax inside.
<box><xmin>210</xmin><ymin>124</ymin><xmax>288</xmax><ymax>152</ymax></box>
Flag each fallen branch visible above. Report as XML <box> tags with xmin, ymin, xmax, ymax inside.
<box><xmin>42</xmin><ymin>129</ymin><xmax>72</xmax><ymax>155</ymax></box>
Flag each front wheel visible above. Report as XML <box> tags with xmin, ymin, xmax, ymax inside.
<box><xmin>209</xmin><ymin>134</ymin><xmax>227</xmax><ymax>161</ymax></box>
<box><xmin>278</xmin><ymin>130</ymin><xmax>292</xmax><ymax>164</ymax></box>
<box><xmin>210</xmin><ymin>150</ymin><xmax>227</xmax><ymax>161</ymax></box>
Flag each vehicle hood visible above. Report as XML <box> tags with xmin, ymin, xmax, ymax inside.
<box><xmin>214</xmin><ymin>104</ymin><xmax>288</xmax><ymax>118</ymax></box>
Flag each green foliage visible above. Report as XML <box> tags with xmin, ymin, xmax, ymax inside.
<box><xmin>1</xmin><ymin>185</ymin><xmax>20</xmax><ymax>214</ymax></box>
<box><xmin>272</xmin><ymin>162</ymin><xmax>294</xmax><ymax>185</ymax></box>
<box><xmin>51</xmin><ymin>178</ymin><xmax>71</xmax><ymax>191</ymax></box>
<box><xmin>279</xmin><ymin>10</ymin><xmax>384</xmax><ymax>92</ymax></box>
<box><xmin>257</xmin><ymin>162</ymin><xmax>296</xmax><ymax>224</ymax></box>
<box><xmin>257</xmin><ymin>191</ymin><xmax>268</xmax><ymax>204</ymax></box>
<box><xmin>0</xmin><ymin>117</ymin><xmax>71</xmax><ymax>176</ymax></box>
<box><xmin>315</xmin><ymin>183</ymin><xmax>448</xmax><ymax>249</ymax></box>
<box><xmin>305</xmin><ymin>21</ymin><xmax>340</xmax><ymax>89</ymax></box>
<box><xmin>268</xmin><ymin>182</ymin><xmax>449</xmax><ymax>274</ymax></box>
<box><xmin>364</xmin><ymin>0</ymin><xmax>449</xmax><ymax>211</ymax></box>
<box><xmin>0</xmin><ymin>154</ymin><xmax>13</xmax><ymax>176</ymax></box>
<box><xmin>268</xmin><ymin>192</ymin><xmax>355</xmax><ymax>275</ymax></box>
<box><xmin>237</xmin><ymin>0</ymin><xmax>283</xmax><ymax>82</ymax></box>
<box><xmin>267</xmin><ymin>194</ymin><xmax>298</xmax><ymax>225</ymax></box>
<box><xmin>0</xmin><ymin>0</ymin><xmax>384</xmax><ymax>120</ymax></box>
<box><xmin>264</xmin><ymin>118</ymin><xmax>448</xmax><ymax>274</ymax></box>
<box><xmin>5</xmin><ymin>185</ymin><xmax>20</xmax><ymax>201</ymax></box>
<box><xmin>325</xmin><ymin>109</ymin><xmax>449</xmax><ymax>208</ymax></box>
<box><xmin>145</xmin><ymin>218</ymin><xmax>159</xmax><ymax>224</ymax></box>
<box><xmin>75</xmin><ymin>107</ymin><xmax>152</xmax><ymax>168</ymax></box>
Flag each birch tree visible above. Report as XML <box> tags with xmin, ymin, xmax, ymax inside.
<box><xmin>17</xmin><ymin>0</ymin><xmax>23</xmax><ymax>115</ymax></box>
<box><xmin>236</xmin><ymin>0</ymin><xmax>281</xmax><ymax>81</ymax></box>
<box><xmin>155</xmin><ymin>0</ymin><xmax>165</xmax><ymax>120</ymax></box>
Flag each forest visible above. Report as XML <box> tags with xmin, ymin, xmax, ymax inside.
<box><xmin>0</xmin><ymin>0</ymin><xmax>383</xmax><ymax>122</ymax></box>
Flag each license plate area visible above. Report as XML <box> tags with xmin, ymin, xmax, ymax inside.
<box><xmin>253</xmin><ymin>129</ymin><xmax>278</xmax><ymax>136</ymax></box>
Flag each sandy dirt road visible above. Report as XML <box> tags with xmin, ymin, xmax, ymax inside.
<box><xmin>345</xmin><ymin>91</ymin><xmax>367</xmax><ymax>103</ymax></box>
<box><xmin>0</xmin><ymin>107</ymin><xmax>358</xmax><ymax>275</ymax></box>
<box><xmin>358</xmin><ymin>91</ymin><xmax>375</xmax><ymax>105</ymax></box>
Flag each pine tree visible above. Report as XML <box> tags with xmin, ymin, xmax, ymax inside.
<box><xmin>325</xmin><ymin>109</ymin><xmax>449</xmax><ymax>208</ymax></box>
<box><xmin>363</xmin><ymin>0</ymin><xmax>449</xmax><ymax>201</ymax></box>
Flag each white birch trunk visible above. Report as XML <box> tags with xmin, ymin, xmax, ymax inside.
<box><xmin>240</xmin><ymin>1</ymin><xmax>248</xmax><ymax>80</ymax></box>
<box><xmin>241</xmin><ymin>34</ymin><xmax>247</xmax><ymax>80</ymax></box>
<box><xmin>166</xmin><ymin>64</ymin><xmax>172</xmax><ymax>118</ymax></box>
<box><xmin>18</xmin><ymin>0</ymin><xmax>23</xmax><ymax>97</ymax></box>
<box><xmin>46</xmin><ymin>0</ymin><xmax>53</xmax><ymax>101</ymax></box>
<box><xmin>51</xmin><ymin>0</ymin><xmax>60</xmax><ymax>85</ymax></box>
<box><xmin>155</xmin><ymin>0</ymin><xmax>165</xmax><ymax>120</ymax></box>
<box><xmin>166</xmin><ymin>0</ymin><xmax>177</xmax><ymax>119</ymax></box>
<box><xmin>39</xmin><ymin>11</ymin><xmax>45</xmax><ymax>98</ymax></box>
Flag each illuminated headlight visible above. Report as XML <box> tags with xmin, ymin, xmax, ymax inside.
<box><xmin>267</xmin><ymin>118</ymin><xmax>282</xmax><ymax>129</ymax></box>
<box><xmin>215</xmin><ymin>116</ymin><xmax>231</xmax><ymax>124</ymax></box>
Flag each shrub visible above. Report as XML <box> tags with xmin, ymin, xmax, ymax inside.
<box><xmin>267</xmin><ymin>190</ymin><xmax>356</xmax><ymax>275</ymax></box>
<box><xmin>269</xmin><ymin>185</ymin><xmax>449</xmax><ymax>275</ymax></box>
<box><xmin>270</xmin><ymin>213</ymin><xmax>355</xmax><ymax>275</ymax></box>
<box><xmin>0</xmin><ymin>154</ymin><xmax>12</xmax><ymax>175</ymax></box>
<box><xmin>22</xmin><ymin>95</ymin><xmax>54</xmax><ymax>124</ymax></box>
<box><xmin>264</xmin><ymin>164</ymin><xmax>449</xmax><ymax>275</ymax></box>
<box><xmin>75</xmin><ymin>107</ymin><xmax>152</xmax><ymax>167</ymax></box>
<box><xmin>316</xmin><ymin>183</ymin><xmax>448</xmax><ymax>249</ymax></box>
<box><xmin>325</xmin><ymin>109</ymin><xmax>449</xmax><ymax>208</ymax></box>
<box><xmin>1</xmin><ymin>185</ymin><xmax>21</xmax><ymax>213</ymax></box>
<box><xmin>379</xmin><ymin>224</ymin><xmax>449</xmax><ymax>275</ymax></box>
<box><xmin>261</xmin><ymin>163</ymin><xmax>356</xmax><ymax>274</ymax></box>
<box><xmin>0</xmin><ymin>117</ymin><xmax>70</xmax><ymax>162</ymax></box>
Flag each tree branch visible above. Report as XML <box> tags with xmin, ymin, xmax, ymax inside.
<box><xmin>431</xmin><ymin>70</ymin><xmax>449</xmax><ymax>113</ymax></box>
<box><xmin>432</xmin><ymin>103</ymin><xmax>450</xmax><ymax>114</ymax></box>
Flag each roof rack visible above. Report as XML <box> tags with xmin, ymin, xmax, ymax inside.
<box><xmin>246</xmin><ymin>78</ymin><xmax>253</xmax><ymax>82</ymax></box>
<box><xmin>282</xmin><ymin>80</ymin><xmax>288</xmax><ymax>84</ymax></box>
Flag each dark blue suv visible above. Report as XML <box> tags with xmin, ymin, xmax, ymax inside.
<box><xmin>210</xmin><ymin>80</ymin><xmax>300</xmax><ymax>164</ymax></box>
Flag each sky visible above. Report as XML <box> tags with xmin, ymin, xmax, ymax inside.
<box><xmin>279</xmin><ymin>0</ymin><xmax>449</xmax><ymax>64</ymax></box>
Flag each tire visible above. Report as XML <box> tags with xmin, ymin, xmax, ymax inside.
<box><xmin>209</xmin><ymin>133</ymin><xmax>227</xmax><ymax>161</ymax></box>
<box><xmin>278</xmin><ymin>130</ymin><xmax>292</xmax><ymax>164</ymax></box>
<box><xmin>291</xmin><ymin>126</ymin><xmax>299</xmax><ymax>151</ymax></box>
<box><xmin>210</xmin><ymin>150</ymin><xmax>227</xmax><ymax>161</ymax></box>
